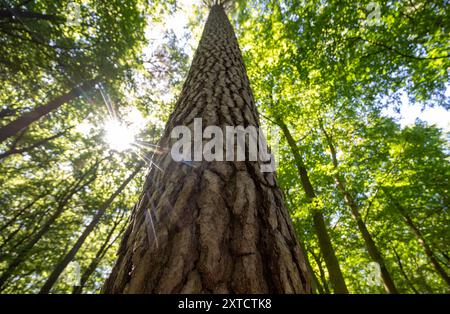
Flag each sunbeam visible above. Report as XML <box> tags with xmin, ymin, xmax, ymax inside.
<box><xmin>103</xmin><ymin>119</ymin><xmax>136</xmax><ymax>152</ymax></box>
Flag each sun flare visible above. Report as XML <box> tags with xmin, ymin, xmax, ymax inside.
<box><xmin>104</xmin><ymin>119</ymin><xmax>136</xmax><ymax>152</ymax></box>
<box><xmin>102</xmin><ymin>107</ymin><xmax>148</xmax><ymax>152</ymax></box>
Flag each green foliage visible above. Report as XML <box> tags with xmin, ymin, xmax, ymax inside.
<box><xmin>236</xmin><ymin>0</ymin><xmax>449</xmax><ymax>293</ymax></box>
<box><xmin>0</xmin><ymin>0</ymin><xmax>448</xmax><ymax>293</ymax></box>
<box><xmin>0</xmin><ymin>0</ymin><xmax>188</xmax><ymax>293</ymax></box>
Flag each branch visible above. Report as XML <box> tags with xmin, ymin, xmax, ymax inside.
<box><xmin>0</xmin><ymin>9</ymin><xmax>64</xmax><ymax>23</ymax></box>
<box><xmin>348</xmin><ymin>36</ymin><xmax>449</xmax><ymax>60</ymax></box>
<box><xmin>0</xmin><ymin>128</ymin><xmax>71</xmax><ymax>161</ymax></box>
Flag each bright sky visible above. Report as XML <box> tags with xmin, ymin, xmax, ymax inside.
<box><xmin>139</xmin><ymin>0</ymin><xmax>203</xmax><ymax>104</ymax></box>
<box><xmin>382</xmin><ymin>90</ymin><xmax>450</xmax><ymax>133</ymax></box>
<box><xmin>143</xmin><ymin>0</ymin><xmax>202</xmax><ymax>56</ymax></box>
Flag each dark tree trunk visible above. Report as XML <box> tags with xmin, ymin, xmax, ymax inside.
<box><xmin>284</xmin><ymin>190</ymin><xmax>323</xmax><ymax>294</ymax></box>
<box><xmin>319</xmin><ymin>121</ymin><xmax>398</xmax><ymax>294</ymax></box>
<box><xmin>102</xmin><ymin>5</ymin><xmax>311</xmax><ymax>294</ymax></box>
<box><xmin>39</xmin><ymin>164</ymin><xmax>142</xmax><ymax>294</ymax></box>
<box><xmin>0</xmin><ymin>81</ymin><xmax>96</xmax><ymax>144</ymax></box>
<box><xmin>277</xmin><ymin>119</ymin><xmax>348</xmax><ymax>294</ymax></box>
<box><xmin>0</xmin><ymin>9</ymin><xmax>63</xmax><ymax>22</ymax></box>
<box><xmin>403</xmin><ymin>214</ymin><xmax>450</xmax><ymax>286</ymax></box>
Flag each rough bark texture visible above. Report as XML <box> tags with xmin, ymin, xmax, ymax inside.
<box><xmin>102</xmin><ymin>5</ymin><xmax>311</xmax><ymax>294</ymax></box>
<box><xmin>277</xmin><ymin>119</ymin><xmax>348</xmax><ymax>294</ymax></box>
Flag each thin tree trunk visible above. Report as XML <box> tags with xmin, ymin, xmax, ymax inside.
<box><xmin>0</xmin><ymin>204</ymin><xmax>53</xmax><ymax>254</ymax></box>
<box><xmin>0</xmin><ymin>223</ymin><xmax>24</xmax><ymax>256</ymax></box>
<box><xmin>0</xmin><ymin>9</ymin><xmax>63</xmax><ymax>22</ymax></box>
<box><xmin>0</xmin><ymin>161</ymin><xmax>98</xmax><ymax>291</ymax></box>
<box><xmin>102</xmin><ymin>4</ymin><xmax>311</xmax><ymax>293</ymax></box>
<box><xmin>403</xmin><ymin>213</ymin><xmax>450</xmax><ymax>286</ymax></box>
<box><xmin>437</xmin><ymin>248</ymin><xmax>450</xmax><ymax>264</ymax></box>
<box><xmin>0</xmin><ymin>191</ymin><xmax>47</xmax><ymax>234</ymax></box>
<box><xmin>277</xmin><ymin>119</ymin><xmax>348</xmax><ymax>293</ymax></box>
<box><xmin>39</xmin><ymin>164</ymin><xmax>143</xmax><ymax>294</ymax></box>
<box><xmin>285</xmin><ymin>188</ymin><xmax>323</xmax><ymax>294</ymax></box>
<box><xmin>392</xmin><ymin>246</ymin><xmax>419</xmax><ymax>293</ymax></box>
<box><xmin>411</xmin><ymin>253</ymin><xmax>435</xmax><ymax>293</ymax></box>
<box><xmin>0</xmin><ymin>81</ymin><xmax>96</xmax><ymax>144</ymax></box>
<box><xmin>309</xmin><ymin>248</ymin><xmax>331</xmax><ymax>294</ymax></box>
<box><xmin>319</xmin><ymin>120</ymin><xmax>398</xmax><ymax>293</ymax></box>
<box><xmin>385</xmin><ymin>190</ymin><xmax>450</xmax><ymax>287</ymax></box>
<box><xmin>0</xmin><ymin>128</ymin><xmax>70</xmax><ymax>160</ymax></box>
<box><xmin>72</xmin><ymin>216</ymin><xmax>127</xmax><ymax>294</ymax></box>
<box><xmin>295</xmin><ymin>233</ymin><xmax>323</xmax><ymax>294</ymax></box>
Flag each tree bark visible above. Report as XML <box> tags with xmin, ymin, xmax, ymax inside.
<box><xmin>0</xmin><ymin>80</ymin><xmax>96</xmax><ymax>144</ymax></box>
<box><xmin>0</xmin><ymin>161</ymin><xmax>98</xmax><ymax>291</ymax></box>
<box><xmin>102</xmin><ymin>5</ymin><xmax>311</xmax><ymax>294</ymax></box>
<box><xmin>319</xmin><ymin>121</ymin><xmax>398</xmax><ymax>294</ymax></box>
<box><xmin>39</xmin><ymin>164</ymin><xmax>143</xmax><ymax>294</ymax></box>
<box><xmin>277</xmin><ymin>119</ymin><xmax>348</xmax><ymax>293</ymax></box>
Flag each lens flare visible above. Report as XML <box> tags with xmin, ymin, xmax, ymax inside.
<box><xmin>103</xmin><ymin>119</ymin><xmax>135</xmax><ymax>152</ymax></box>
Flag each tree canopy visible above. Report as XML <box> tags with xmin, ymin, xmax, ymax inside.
<box><xmin>0</xmin><ymin>0</ymin><xmax>448</xmax><ymax>293</ymax></box>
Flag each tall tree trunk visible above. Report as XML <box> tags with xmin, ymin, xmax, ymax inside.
<box><xmin>0</xmin><ymin>204</ymin><xmax>53</xmax><ymax>254</ymax></box>
<box><xmin>309</xmin><ymin>248</ymin><xmax>331</xmax><ymax>294</ymax></box>
<box><xmin>39</xmin><ymin>164</ymin><xmax>142</xmax><ymax>294</ymax></box>
<box><xmin>0</xmin><ymin>223</ymin><xmax>24</xmax><ymax>257</ymax></box>
<box><xmin>285</xmin><ymin>189</ymin><xmax>324</xmax><ymax>294</ymax></box>
<box><xmin>0</xmin><ymin>161</ymin><xmax>98</xmax><ymax>291</ymax></box>
<box><xmin>72</xmin><ymin>216</ymin><xmax>127</xmax><ymax>294</ymax></box>
<box><xmin>392</xmin><ymin>246</ymin><xmax>419</xmax><ymax>293</ymax></box>
<box><xmin>102</xmin><ymin>4</ymin><xmax>311</xmax><ymax>294</ymax></box>
<box><xmin>384</xmin><ymin>190</ymin><xmax>450</xmax><ymax>287</ymax></box>
<box><xmin>403</xmin><ymin>213</ymin><xmax>450</xmax><ymax>286</ymax></box>
<box><xmin>0</xmin><ymin>191</ymin><xmax>47</xmax><ymax>234</ymax></box>
<box><xmin>294</xmin><ymin>232</ymin><xmax>323</xmax><ymax>294</ymax></box>
<box><xmin>319</xmin><ymin>121</ymin><xmax>398</xmax><ymax>293</ymax></box>
<box><xmin>0</xmin><ymin>80</ymin><xmax>95</xmax><ymax>144</ymax></box>
<box><xmin>0</xmin><ymin>9</ymin><xmax>64</xmax><ymax>22</ymax></box>
<box><xmin>277</xmin><ymin>119</ymin><xmax>348</xmax><ymax>293</ymax></box>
